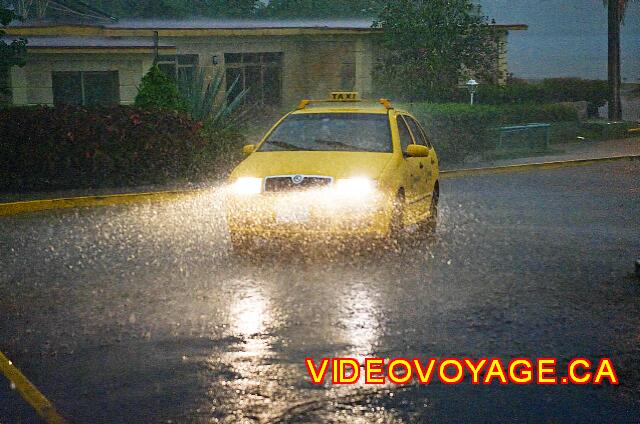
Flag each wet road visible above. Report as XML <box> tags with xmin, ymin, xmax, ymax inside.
<box><xmin>1</xmin><ymin>161</ymin><xmax>639</xmax><ymax>423</ymax></box>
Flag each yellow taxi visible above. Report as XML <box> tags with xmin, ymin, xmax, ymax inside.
<box><xmin>227</xmin><ymin>92</ymin><xmax>439</xmax><ymax>251</ymax></box>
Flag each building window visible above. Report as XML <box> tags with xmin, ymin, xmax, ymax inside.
<box><xmin>224</xmin><ymin>52</ymin><xmax>283</xmax><ymax>106</ymax></box>
<box><xmin>52</xmin><ymin>71</ymin><xmax>120</xmax><ymax>106</ymax></box>
<box><xmin>340</xmin><ymin>62</ymin><xmax>356</xmax><ymax>91</ymax></box>
<box><xmin>156</xmin><ymin>54</ymin><xmax>199</xmax><ymax>81</ymax></box>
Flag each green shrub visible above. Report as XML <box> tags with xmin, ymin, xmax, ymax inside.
<box><xmin>134</xmin><ymin>65</ymin><xmax>184</xmax><ymax>110</ymax></box>
<box><xmin>475</xmin><ymin>82</ymin><xmax>545</xmax><ymax>104</ymax></box>
<box><xmin>407</xmin><ymin>103</ymin><xmax>578</xmax><ymax>164</ymax></box>
<box><xmin>548</xmin><ymin>121</ymin><xmax>580</xmax><ymax>144</ymax></box>
<box><xmin>473</xmin><ymin>78</ymin><xmax>607</xmax><ymax>116</ymax></box>
<box><xmin>0</xmin><ymin>105</ymin><xmax>233</xmax><ymax>192</ymax></box>
<box><xmin>497</xmin><ymin>103</ymin><xmax>579</xmax><ymax>123</ymax></box>
<box><xmin>541</xmin><ymin>78</ymin><xmax>608</xmax><ymax>109</ymax></box>
<box><xmin>580</xmin><ymin>121</ymin><xmax>635</xmax><ymax>140</ymax></box>
<box><xmin>408</xmin><ymin>103</ymin><xmax>498</xmax><ymax>163</ymax></box>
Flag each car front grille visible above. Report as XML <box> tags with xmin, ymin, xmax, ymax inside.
<box><xmin>264</xmin><ymin>175</ymin><xmax>333</xmax><ymax>192</ymax></box>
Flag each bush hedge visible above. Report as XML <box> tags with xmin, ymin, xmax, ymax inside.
<box><xmin>579</xmin><ymin>121</ymin><xmax>636</xmax><ymax>140</ymax></box>
<box><xmin>472</xmin><ymin>78</ymin><xmax>608</xmax><ymax>116</ymax></box>
<box><xmin>408</xmin><ymin>103</ymin><xmax>579</xmax><ymax>164</ymax></box>
<box><xmin>0</xmin><ymin>105</ymin><xmax>235</xmax><ymax>192</ymax></box>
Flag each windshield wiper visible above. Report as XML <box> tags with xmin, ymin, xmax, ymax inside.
<box><xmin>266</xmin><ymin>140</ymin><xmax>306</xmax><ymax>151</ymax></box>
<box><xmin>314</xmin><ymin>139</ymin><xmax>369</xmax><ymax>152</ymax></box>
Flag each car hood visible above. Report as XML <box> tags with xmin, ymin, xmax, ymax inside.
<box><xmin>229</xmin><ymin>151</ymin><xmax>394</xmax><ymax>180</ymax></box>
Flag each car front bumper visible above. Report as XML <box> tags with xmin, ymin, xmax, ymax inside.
<box><xmin>227</xmin><ymin>190</ymin><xmax>393</xmax><ymax>239</ymax></box>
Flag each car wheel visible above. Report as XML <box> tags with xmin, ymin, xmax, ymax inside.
<box><xmin>230</xmin><ymin>233</ymin><xmax>253</xmax><ymax>254</ymax></box>
<box><xmin>388</xmin><ymin>191</ymin><xmax>405</xmax><ymax>248</ymax></box>
<box><xmin>423</xmin><ymin>188</ymin><xmax>439</xmax><ymax>236</ymax></box>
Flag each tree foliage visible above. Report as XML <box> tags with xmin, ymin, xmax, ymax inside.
<box><xmin>91</xmin><ymin>0</ymin><xmax>261</xmax><ymax>18</ymax></box>
<box><xmin>86</xmin><ymin>0</ymin><xmax>383</xmax><ymax>18</ymax></box>
<box><xmin>1</xmin><ymin>4</ymin><xmax>27</xmax><ymax>100</ymax></box>
<box><xmin>373</xmin><ymin>0</ymin><xmax>498</xmax><ymax>102</ymax></box>
<box><xmin>259</xmin><ymin>0</ymin><xmax>383</xmax><ymax>18</ymax></box>
<box><xmin>0</xmin><ymin>5</ymin><xmax>27</xmax><ymax>68</ymax></box>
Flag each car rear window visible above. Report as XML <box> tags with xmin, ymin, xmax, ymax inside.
<box><xmin>259</xmin><ymin>113</ymin><xmax>392</xmax><ymax>153</ymax></box>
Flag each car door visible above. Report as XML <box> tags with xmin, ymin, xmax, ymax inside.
<box><xmin>416</xmin><ymin>119</ymin><xmax>439</xmax><ymax>191</ymax></box>
<box><xmin>395</xmin><ymin>114</ymin><xmax>423</xmax><ymax>224</ymax></box>
<box><xmin>405</xmin><ymin>115</ymin><xmax>436</xmax><ymax>194</ymax></box>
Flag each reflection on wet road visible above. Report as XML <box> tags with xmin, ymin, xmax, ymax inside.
<box><xmin>1</xmin><ymin>161</ymin><xmax>639</xmax><ymax>423</ymax></box>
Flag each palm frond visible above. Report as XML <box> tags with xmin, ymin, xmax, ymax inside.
<box><xmin>178</xmin><ymin>67</ymin><xmax>249</xmax><ymax>131</ymax></box>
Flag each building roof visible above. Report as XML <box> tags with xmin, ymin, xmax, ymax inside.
<box><xmin>110</xmin><ymin>18</ymin><xmax>527</xmax><ymax>31</ymax></box>
<box><xmin>4</xmin><ymin>35</ymin><xmax>176</xmax><ymax>54</ymax></box>
<box><xmin>108</xmin><ymin>18</ymin><xmax>378</xmax><ymax>30</ymax></box>
<box><xmin>7</xmin><ymin>36</ymin><xmax>173</xmax><ymax>48</ymax></box>
<box><xmin>8</xmin><ymin>18</ymin><xmax>528</xmax><ymax>33</ymax></box>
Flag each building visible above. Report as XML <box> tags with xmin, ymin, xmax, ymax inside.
<box><xmin>2</xmin><ymin>1</ymin><xmax>527</xmax><ymax>108</ymax></box>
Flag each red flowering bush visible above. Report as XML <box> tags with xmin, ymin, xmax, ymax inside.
<box><xmin>0</xmin><ymin>105</ymin><xmax>216</xmax><ymax>192</ymax></box>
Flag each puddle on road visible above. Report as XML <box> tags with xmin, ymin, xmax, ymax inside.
<box><xmin>0</xmin><ymin>182</ymin><xmax>536</xmax><ymax>423</ymax></box>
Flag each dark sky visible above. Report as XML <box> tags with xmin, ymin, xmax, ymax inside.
<box><xmin>477</xmin><ymin>0</ymin><xmax>640</xmax><ymax>80</ymax></box>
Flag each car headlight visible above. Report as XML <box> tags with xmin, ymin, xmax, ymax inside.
<box><xmin>335</xmin><ymin>177</ymin><xmax>377</xmax><ymax>195</ymax></box>
<box><xmin>232</xmin><ymin>177</ymin><xmax>262</xmax><ymax>195</ymax></box>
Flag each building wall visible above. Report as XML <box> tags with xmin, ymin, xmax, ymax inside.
<box><xmin>7</xmin><ymin>31</ymin><xmax>507</xmax><ymax>107</ymax></box>
<box><xmin>8</xmin><ymin>33</ymin><xmax>376</xmax><ymax>108</ymax></box>
<box><xmin>166</xmin><ymin>33</ymin><xmax>374</xmax><ymax>108</ymax></box>
<box><xmin>10</xmin><ymin>53</ymin><xmax>153</xmax><ymax>106</ymax></box>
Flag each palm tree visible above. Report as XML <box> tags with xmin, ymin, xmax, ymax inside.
<box><xmin>604</xmin><ymin>0</ymin><xmax>634</xmax><ymax>121</ymax></box>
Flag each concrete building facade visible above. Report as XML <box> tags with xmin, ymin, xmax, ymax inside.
<box><xmin>4</xmin><ymin>19</ymin><xmax>526</xmax><ymax>108</ymax></box>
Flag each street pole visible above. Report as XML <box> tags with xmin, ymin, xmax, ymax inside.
<box><xmin>466</xmin><ymin>79</ymin><xmax>478</xmax><ymax>106</ymax></box>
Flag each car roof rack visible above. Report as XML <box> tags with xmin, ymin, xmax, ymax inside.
<box><xmin>296</xmin><ymin>92</ymin><xmax>394</xmax><ymax>110</ymax></box>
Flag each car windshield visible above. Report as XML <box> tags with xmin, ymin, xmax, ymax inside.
<box><xmin>259</xmin><ymin>113</ymin><xmax>392</xmax><ymax>153</ymax></box>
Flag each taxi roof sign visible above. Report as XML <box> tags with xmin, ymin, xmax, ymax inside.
<box><xmin>296</xmin><ymin>92</ymin><xmax>360</xmax><ymax>109</ymax></box>
<box><xmin>329</xmin><ymin>91</ymin><xmax>360</xmax><ymax>101</ymax></box>
<box><xmin>296</xmin><ymin>92</ymin><xmax>394</xmax><ymax>110</ymax></box>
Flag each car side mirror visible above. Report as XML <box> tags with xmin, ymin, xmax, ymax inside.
<box><xmin>242</xmin><ymin>144</ymin><xmax>256</xmax><ymax>155</ymax></box>
<box><xmin>406</xmin><ymin>144</ymin><xmax>429</xmax><ymax>158</ymax></box>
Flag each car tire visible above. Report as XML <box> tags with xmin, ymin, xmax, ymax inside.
<box><xmin>388</xmin><ymin>191</ymin><xmax>405</xmax><ymax>249</ymax></box>
<box><xmin>230</xmin><ymin>233</ymin><xmax>253</xmax><ymax>254</ymax></box>
<box><xmin>423</xmin><ymin>188</ymin><xmax>439</xmax><ymax>236</ymax></box>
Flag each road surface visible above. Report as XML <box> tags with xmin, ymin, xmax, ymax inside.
<box><xmin>1</xmin><ymin>161</ymin><xmax>639</xmax><ymax>423</ymax></box>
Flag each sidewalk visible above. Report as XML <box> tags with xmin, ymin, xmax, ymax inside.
<box><xmin>456</xmin><ymin>137</ymin><xmax>640</xmax><ymax>170</ymax></box>
<box><xmin>1</xmin><ymin>137</ymin><xmax>638</xmax><ymax>204</ymax></box>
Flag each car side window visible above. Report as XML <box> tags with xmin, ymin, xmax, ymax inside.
<box><xmin>407</xmin><ymin>116</ymin><xmax>433</xmax><ymax>149</ymax></box>
<box><xmin>418</xmin><ymin>124</ymin><xmax>434</xmax><ymax>149</ymax></box>
<box><xmin>404</xmin><ymin>117</ymin><xmax>423</xmax><ymax>146</ymax></box>
<box><xmin>396</xmin><ymin>116</ymin><xmax>414</xmax><ymax>153</ymax></box>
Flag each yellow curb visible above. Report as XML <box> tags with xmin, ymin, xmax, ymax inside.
<box><xmin>0</xmin><ymin>351</ymin><xmax>68</xmax><ymax>424</ymax></box>
<box><xmin>0</xmin><ymin>155</ymin><xmax>638</xmax><ymax>217</ymax></box>
<box><xmin>0</xmin><ymin>189</ymin><xmax>202</xmax><ymax>217</ymax></box>
<box><xmin>440</xmin><ymin>154</ymin><xmax>640</xmax><ymax>179</ymax></box>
